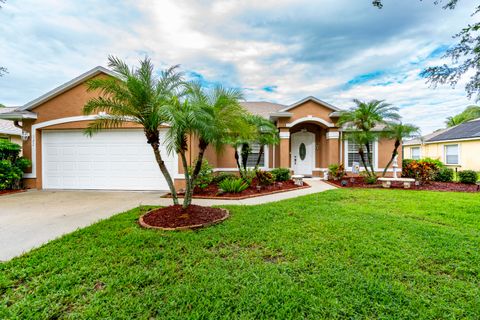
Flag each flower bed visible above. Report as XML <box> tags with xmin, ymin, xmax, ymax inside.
<box><xmin>172</xmin><ymin>179</ymin><xmax>310</xmax><ymax>200</ymax></box>
<box><xmin>328</xmin><ymin>177</ymin><xmax>479</xmax><ymax>192</ymax></box>
<box><xmin>0</xmin><ymin>189</ymin><xmax>25</xmax><ymax>196</ymax></box>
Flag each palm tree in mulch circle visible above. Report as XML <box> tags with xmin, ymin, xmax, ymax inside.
<box><xmin>338</xmin><ymin>99</ymin><xmax>400</xmax><ymax>176</ymax></box>
<box><xmin>381</xmin><ymin>122</ymin><xmax>420</xmax><ymax>177</ymax></box>
<box><xmin>162</xmin><ymin>82</ymin><xmax>252</xmax><ymax>209</ymax></box>
<box><xmin>83</xmin><ymin>56</ymin><xmax>183</xmax><ymax>205</ymax></box>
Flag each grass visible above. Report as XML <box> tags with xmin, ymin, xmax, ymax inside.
<box><xmin>1</xmin><ymin>189</ymin><xmax>480</xmax><ymax>319</ymax></box>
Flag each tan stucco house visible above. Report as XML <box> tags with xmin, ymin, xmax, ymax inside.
<box><xmin>403</xmin><ymin>118</ymin><xmax>480</xmax><ymax>171</ymax></box>
<box><xmin>0</xmin><ymin>66</ymin><xmax>399</xmax><ymax>191</ymax></box>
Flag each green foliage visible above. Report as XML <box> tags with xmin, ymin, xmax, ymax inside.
<box><xmin>360</xmin><ymin>171</ymin><xmax>377</xmax><ymax>184</ymax></box>
<box><xmin>0</xmin><ymin>140</ymin><xmax>30</xmax><ymax>190</ymax></box>
<box><xmin>421</xmin><ymin>157</ymin><xmax>445</xmax><ymax>169</ymax></box>
<box><xmin>2</xmin><ymin>190</ymin><xmax>480</xmax><ymax>318</ymax></box>
<box><xmin>328</xmin><ymin>164</ymin><xmax>347</xmax><ymax>180</ymax></box>
<box><xmin>458</xmin><ymin>170</ymin><xmax>478</xmax><ymax>184</ymax></box>
<box><xmin>446</xmin><ymin>106</ymin><xmax>480</xmax><ymax>127</ymax></box>
<box><xmin>435</xmin><ymin>167</ymin><xmax>454</xmax><ymax>182</ymax></box>
<box><xmin>188</xmin><ymin>159</ymin><xmax>213</xmax><ymax>189</ymax></box>
<box><xmin>402</xmin><ymin>159</ymin><xmax>438</xmax><ymax>183</ymax></box>
<box><xmin>218</xmin><ymin>177</ymin><xmax>249</xmax><ymax>193</ymax></box>
<box><xmin>255</xmin><ymin>170</ymin><xmax>274</xmax><ymax>186</ymax></box>
<box><xmin>270</xmin><ymin>168</ymin><xmax>291</xmax><ymax>182</ymax></box>
<box><xmin>212</xmin><ymin>172</ymin><xmax>238</xmax><ymax>184</ymax></box>
<box><xmin>242</xmin><ymin>168</ymin><xmax>257</xmax><ymax>185</ymax></box>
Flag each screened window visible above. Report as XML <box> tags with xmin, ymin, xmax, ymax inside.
<box><xmin>445</xmin><ymin>144</ymin><xmax>459</xmax><ymax>165</ymax></box>
<box><xmin>347</xmin><ymin>140</ymin><xmax>374</xmax><ymax>168</ymax></box>
<box><xmin>242</xmin><ymin>143</ymin><xmax>265</xmax><ymax>168</ymax></box>
<box><xmin>411</xmin><ymin>147</ymin><xmax>421</xmax><ymax>160</ymax></box>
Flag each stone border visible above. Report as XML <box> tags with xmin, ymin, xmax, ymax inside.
<box><xmin>138</xmin><ymin>208</ymin><xmax>230</xmax><ymax>231</ymax></box>
<box><xmin>0</xmin><ymin>189</ymin><xmax>26</xmax><ymax>197</ymax></box>
<box><xmin>163</xmin><ymin>184</ymin><xmax>311</xmax><ymax>200</ymax></box>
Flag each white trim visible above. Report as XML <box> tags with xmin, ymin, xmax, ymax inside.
<box><xmin>313</xmin><ymin>168</ymin><xmax>328</xmax><ymax>171</ymax></box>
<box><xmin>236</xmin><ymin>143</ymin><xmax>270</xmax><ymax>170</ymax></box>
<box><xmin>443</xmin><ymin>143</ymin><xmax>461</xmax><ymax>166</ymax></box>
<box><xmin>425</xmin><ymin>137</ymin><xmax>479</xmax><ymax>144</ymax></box>
<box><xmin>20</xmin><ymin>66</ymin><xmax>121</xmax><ymax>111</ymax></box>
<box><xmin>326</xmin><ymin>131</ymin><xmax>339</xmax><ymax>139</ymax></box>
<box><xmin>279</xmin><ymin>132</ymin><xmax>290</xmax><ymax>139</ymax></box>
<box><xmin>410</xmin><ymin>146</ymin><xmax>421</xmax><ymax>160</ymax></box>
<box><xmin>278</xmin><ymin>96</ymin><xmax>341</xmax><ymax>112</ymax></box>
<box><xmin>286</xmin><ymin>116</ymin><xmax>335</xmax><ymax>128</ymax></box>
<box><xmin>343</xmin><ymin>139</ymin><xmax>379</xmax><ymax>172</ymax></box>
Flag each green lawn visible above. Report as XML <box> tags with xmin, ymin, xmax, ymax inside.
<box><xmin>1</xmin><ymin>189</ymin><xmax>480</xmax><ymax>319</ymax></box>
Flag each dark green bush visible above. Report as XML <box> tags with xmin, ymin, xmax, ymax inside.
<box><xmin>0</xmin><ymin>140</ymin><xmax>31</xmax><ymax>190</ymax></box>
<box><xmin>270</xmin><ymin>168</ymin><xmax>291</xmax><ymax>182</ymax></box>
<box><xmin>256</xmin><ymin>170</ymin><xmax>274</xmax><ymax>186</ymax></box>
<box><xmin>458</xmin><ymin>170</ymin><xmax>478</xmax><ymax>184</ymax></box>
<box><xmin>435</xmin><ymin>167</ymin><xmax>454</xmax><ymax>182</ymax></box>
<box><xmin>360</xmin><ymin>171</ymin><xmax>378</xmax><ymax>184</ymax></box>
<box><xmin>421</xmin><ymin>157</ymin><xmax>445</xmax><ymax>169</ymax></box>
<box><xmin>188</xmin><ymin>159</ymin><xmax>213</xmax><ymax>189</ymax></box>
<box><xmin>213</xmin><ymin>172</ymin><xmax>238</xmax><ymax>184</ymax></box>
<box><xmin>328</xmin><ymin>164</ymin><xmax>347</xmax><ymax>180</ymax></box>
<box><xmin>218</xmin><ymin>178</ymin><xmax>249</xmax><ymax>193</ymax></box>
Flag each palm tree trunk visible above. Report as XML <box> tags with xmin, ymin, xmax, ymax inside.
<box><xmin>180</xmin><ymin>151</ymin><xmax>193</xmax><ymax>209</ymax></box>
<box><xmin>151</xmin><ymin>143</ymin><xmax>178</xmax><ymax>205</ymax></box>
<box><xmin>234</xmin><ymin>148</ymin><xmax>244</xmax><ymax>178</ymax></box>
<box><xmin>365</xmin><ymin>143</ymin><xmax>376</xmax><ymax>176</ymax></box>
<box><xmin>382</xmin><ymin>139</ymin><xmax>400</xmax><ymax>177</ymax></box>
<box><xmin>241</xmin><ymin>143</ymin><xmax>249</xmax><ymax>172</ymax></box>
<box><xmin>255</xmin><ymin>145</ymin><xmax>265</xmax><ymax>168</ymax></box>
<box><xmin>358</xmin><ymin>148</ymin><xmax>371</xmax><ymax>176</ymax></box>
<box><xmin>184</xmin><ymin>139</ymin><xmax>208</xmax><ymax>209</ymax></box>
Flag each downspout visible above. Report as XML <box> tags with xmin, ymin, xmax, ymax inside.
<box><xmin>339</xmin><ymin>130</ymin><xmax>343</xmax><ymax>164</ymax></box>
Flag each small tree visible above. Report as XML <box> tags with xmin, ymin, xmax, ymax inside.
<box><xmin>338</xmin><ymin>99</ymin><xmax>400</xmax><ymax>176</ymax></box>
<box><xmin>446</xmin><ymin>106</ymin><xmax>480</xmax><ymax>127</ymax></box>
<box><xmin>343</xmin><ymin>131</ymin><xmax>377</xmax><ymax>177</ymax></box>
<box><xmin>381</xmin><ymin>123</ymin><xmax>420</xmax><ymax>177</ymax></box>
<box><xmin>83</xmin><ymin>56</ymin><xmax>182</xmax><ymax>204</ymax></box>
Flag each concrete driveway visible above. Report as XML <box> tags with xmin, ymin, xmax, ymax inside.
<box><xmin>0</xmin><ymin>190</ymin><xmax>165</xmax><ymax>261</ymax></box>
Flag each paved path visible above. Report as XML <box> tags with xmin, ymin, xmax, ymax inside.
<box><xmin>0</xmin><ymin>179</ymin><xmax>335</xmax><ymax>261</ymax></box>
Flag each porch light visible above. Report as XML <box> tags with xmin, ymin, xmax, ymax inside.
<box><xmin>21</xmin><ymin>131</ymin><xmax>30</xmax><ymax>141</ymax></box>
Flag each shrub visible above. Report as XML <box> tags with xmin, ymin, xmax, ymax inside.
<box><xmin>188</xmin><ymin>159</ymin><xmax>213</xmax><ymax>189</ymax></box>
<box><xmin>435</xmin><ymin>167</ymin><xmax>454</xmax><ymax>182</ymax></box>
<box><xmin>212</xmin><ymin>172</ymin><xmax>237</xmax><ymax>184</ymax></box>
<box><xmin>256</xmin><ymin>170</ymin><xmax>274</xmax><ymax>186</ymax></box>
<box><xmin>0</xmin><ymin>140</ymin><xmax>30</xmax><ymax>190</ymax></box>
<box><xmin>458</xmin><ymin>170</ymin><xmax>478</xmax><ymax>184</ymax></box>
<box><xmin>402</xmin><ymin>159</ymin><xmax>438</xmax><ymax>183</ymax></box>
<box><xmin>243</xmin><ymin>168</ymin><xmax>257</xmax><ymax>185</ymax></box>
<box><xmin>328</xmin><ymin>164</ymin><xmax>347</xmax><ymax>180</ymax></box>
<box><xmin>271</xmin><ymin>168</ymin><xmax>291</xmax><ymax>182</ymax></box>
<box><xmin>421</xmin><ymin>157</ymin><xmax>445</xmax><ymax>169</ymax></box>
<box><xmin>218</xmin><ymin>178</ymin><xmax>249</xmax><ymax>193</ymax></box>
<box><xmin>360</xmin><ymin>171</ymin><xmax>377</xmax><ymax>184</ymax></box>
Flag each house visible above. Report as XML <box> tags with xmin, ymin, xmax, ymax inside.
<box><xmin>403</xmin><ymin>118</ymin><xmax>480</xmax><ymax>170</ymax></box>
<box><xmin>0</xmin><ymin>66</ymin><xmax>399</xmax><ymax>191</ymax></box>
<box><xmin>0</xmin><ymin>107</ymin><xmax>22</xmax><ymax>145</ymax></box>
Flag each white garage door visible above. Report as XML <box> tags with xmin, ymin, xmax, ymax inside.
<box><xmin>42</xmin><ymin>129</ymin><xmax>177</xmax><ymax>190</ymax></box>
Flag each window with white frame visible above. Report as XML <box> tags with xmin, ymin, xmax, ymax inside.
<box><xmin>410</xmin><ymin>147</ymin><xmax>421</xmax><ymax>160</ymax></box>
<box><xmin>444</xmin><ymin>144</ymin><xmax>459</xmax><ymax>165</ymax></box>
<box><xmin>240</xmin><ymin>142</ymin><xmax>266</xmax><ymax>168</ymax></box>
<box><xmin>347</xmin><ymin>140</ymin><xmax>374</xmax><ymax>168</ymax></box>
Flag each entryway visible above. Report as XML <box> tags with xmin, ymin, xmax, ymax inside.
<box><xmin>291</xmin><ymin>131</ymin><xmax>315</xmax><ymax>176</ymax></box>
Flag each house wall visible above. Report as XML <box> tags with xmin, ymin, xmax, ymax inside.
<box><xmin>405</xmin><ymin>140</ymin><xmax>480</xmax><ymax>171</ymax></box>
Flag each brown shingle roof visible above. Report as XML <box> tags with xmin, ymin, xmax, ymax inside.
<box><xmin>0</xmin><ymin>108</ymin><xmax>21</xmax><ymax>136</ymax></box>
<box><xmin>240</xmin><ymin>101</ymin><xmax>286</xmax><ymax>118</ymax></box>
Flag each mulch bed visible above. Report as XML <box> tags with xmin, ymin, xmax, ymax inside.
<box><xmin>0</xmin><ymin>189</ymin><xmax>26</xmax><ymax>196</ymax></box>
<box><xmin>139</xmin><ymin>205</ymin><xmax>229</xmax><ymax>230</ymax></box>
<box><xmin>171</xmin><ymin>179</ymin><xmax>309</xmax><ymax>200</ymax></box>
<box><xmin>328</xmin><ymin>177</ymin><xmax>479</xmax><ymax>193</ymax></box>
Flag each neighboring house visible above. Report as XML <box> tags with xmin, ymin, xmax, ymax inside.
<box><xmin>0</xmin><ymin>66</ymin><xmax>399</xmax><ymax>191</ymax></box>
<box><xmin>403</xmin><ymin>118</ymin><xmax>480</xmax><ymax>170</ymax></box>
<box><xmin>0</xmin><ymin>107</ymin><xmax>22</xmax><ymax>145</ymax></box>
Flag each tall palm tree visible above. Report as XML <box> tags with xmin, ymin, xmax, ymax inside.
<box><xmin>381</xmin><ymin>123</ymin><xmax>420</xmax><ymax>177</ymax></box>
<box><xmin>83</xmin><ymin>56</ymin><xmax>182</xmax><ymax>205</ymax></box>
<box><xmin>248</xmin><ymin>114</ymin><xmax>279</xmax><ymax>168</ymax></box>
<box><xmin>344</xmin><ymin>131</ymin><xmax>377</xmax><ymax>177</ymax></box>
<box><xmin>446</xmin><ymin>105</ymin><xmax>480</xmax><ymax>127</ymax></box>
<box><xmin>163</xmin><ymin>82</ymin><xmax>251</xmax><ymax>209</ymax></box>
<box><xmin>338</xmin><ymin>99</ymin><xmax>400</xmax><ymax>175</ymax></box>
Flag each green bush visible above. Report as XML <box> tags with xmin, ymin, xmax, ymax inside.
<box><xmin>421</xmin><ymin>157</ymin><xmax>445</xmax><ymax>169</ymax></box>
<box><xmin>0</xmin><ymin>140</ymin><xmax>30</xmax><ymax>190</ymax></box>
<box><xmin>328</xmin><ymin>164</ymin><xmax>347</xmax><ymax>180</ymax></box>
<box><xmin>402</xmin><ymin>159</ymin><xmax>438</xmax><ymax>183</ymax></box>
<box><xmin>435</xmin><ymin>167</ymin><xmax>454</xmax><ymax>182</ymax></box>
<box><xmin>212</xmin><ymin>172</ymin><xmax>237</xmax><ymax>184</ymax></box>
<box><xmin>360</xmin><ymin>171</ymin><xmax>377</xmax><ymax>184</ymax></box>
<box><xmin>188</xmin><ymin>159</ymin><xmax>213</xmax><ymax>189</ymax></box>
<box><xmin>218</xmin><ymin>178</ymin><xmax>249</xmax><ymax>193</ymax></box>
<box><xmin>270</xmin><ymin>168</ymin><xmax>290</xmax><ymax>182</ymax></box>
<box><xmin>458</xmin><ymin>170</ymin><xmax>478</xmax><ymax>184</ymax></box>
<box><xmin>256</xmin><ymin>170</ymin><xmax>274</xmax><ymax>186</ymax></box>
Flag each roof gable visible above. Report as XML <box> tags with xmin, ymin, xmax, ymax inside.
<box><xmin>20</xmin><ymin>66</ymin><xmax>120</xmax><ymax>111</ymax></box>
<box><xmin>278</xmin><ymin>96</ymin><xmax>341</xmax><ymax>113</ymax></box>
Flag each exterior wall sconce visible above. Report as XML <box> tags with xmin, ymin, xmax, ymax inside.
<box><xmin>21</xmin><ymin>131</ymin><xmax>30</xmax><ymax>141</ymax></box>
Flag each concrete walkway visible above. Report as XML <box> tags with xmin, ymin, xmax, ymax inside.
<box><xmin>0</xmin><ymin>179</ymin><xmax>334</xmax><ymax>261</ymax></box>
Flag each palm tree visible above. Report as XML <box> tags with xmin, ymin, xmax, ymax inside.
<box><xmin>344</xmin><ymin>131</ymin><xmax>377</xmax><ymax>177</ymax></box>
<box><xmin>83</xmin><ymin>56</ymin><xmax>182</xmax><ymax>205</ymax></box>
<box><xmin>338</xmin><ymin>99</ymin><xmax>400</xmax><ymax>175</ymax></box>
<box><xmin>163</xmin><ymin>82</ymin><xmax>251</xmax><ymax>209</ymax></box>
<box><xmin>381</xmin><ymin>123</ymin><xmax>420</xmax><ymax>177</ymax></box>
<box><xmin>446</xmin><ymin>105</ymin><xmax>480</xmax><ymax>127</ymax></box>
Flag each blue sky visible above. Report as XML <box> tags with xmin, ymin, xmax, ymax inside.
<box><xmin>0</xmin><ymin>0</ymin><xmax>477</xmax><ymax>133</ymax></box>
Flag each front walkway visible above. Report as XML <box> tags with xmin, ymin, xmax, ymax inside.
<box><xmin>0</xmin><ymin>180</ymin><xmax>334</xmax><ymax>261</ymax></box>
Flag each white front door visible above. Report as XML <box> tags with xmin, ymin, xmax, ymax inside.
<box><xmin>291</xmin><ymin>131</ymin><xmax>315</xmax><ymax>176</ymax></box>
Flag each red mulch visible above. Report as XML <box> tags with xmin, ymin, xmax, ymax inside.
<box><xmin>141</xmin><ymin>205</ymin><xmax>228</xmax><ymax>229</ymax></box>
<box><xmin>0</xmin><ymin>189</ymin><xmax>25</xmax><ymax>196</ymax></box>
<box><xmin>329</xmin><ymin>177</ymin><xmax>479</xmax><ymax>193</ymax></box>
<box><xmin>178</xmin><ymin>179</ymin><xmax>308</xmax><ymax>199</ymax></box>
